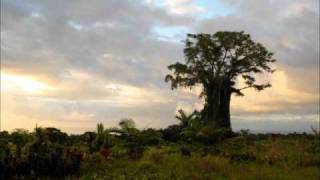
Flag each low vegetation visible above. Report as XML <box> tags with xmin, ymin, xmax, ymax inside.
<box><xmin>1</xmin><ymin>118</ymin><xmax>319</xmax><ymax>179</ymax></box>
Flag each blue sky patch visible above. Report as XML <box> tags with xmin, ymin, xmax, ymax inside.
<box><xmin>152</xmin><ymin>25</ymin><xmax>191</xmax><ymax>42</ymax></box>
<box><xmin>195</xmin><ymin>0</ymin><xmax>235</xmax><ymax>19</ymax></box>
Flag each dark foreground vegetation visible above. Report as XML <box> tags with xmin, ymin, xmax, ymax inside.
<box><xmin>1</xmin><ymin>119</ymin><xmax>319</xmax><ymax>179</ymax></box>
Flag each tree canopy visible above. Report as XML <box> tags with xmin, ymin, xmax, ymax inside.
<box><xmin>166</xmin><ymin>31</ymin><xmax>276</xmax><ymax>128</ymax></box>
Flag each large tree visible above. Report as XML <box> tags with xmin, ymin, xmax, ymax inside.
<box><xmin>165</xmin><ymin>31</ymin><xmax>276</xmax><ymax>129</ymax></box>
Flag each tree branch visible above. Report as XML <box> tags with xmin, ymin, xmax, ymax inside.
<box><xmin>237</xmin><ymin>85</ymin><xmax>252</xmax><ymax>91</ymax></box>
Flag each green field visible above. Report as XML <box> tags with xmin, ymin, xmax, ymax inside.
<box><xmin>76</xmin><ymin>135</ymin><xmax>320</xmax><ymax>179</ymax></box>
<box><xmin>1</xmin><ymin>123</ymin><xmax>319</xmax><ymax>179</ymax></box>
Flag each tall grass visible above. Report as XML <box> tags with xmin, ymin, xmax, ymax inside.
<box><xmin>76</xmin><ymin>136</ymin><xmax>320</xmax><ymax>179</ymax></box>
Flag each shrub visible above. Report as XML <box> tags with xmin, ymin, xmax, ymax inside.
<box><xmin>142</xmin><ymin>146</ymin><xmax>179</xmax><ymax>163</ymax></box>
<box><xmin>90</xmin><ymin>152</ymin><xmax>104</xmax><ymax>163</ymax></box>
<box><xmin>198</xmin><ymin>127</ymin><xmax>233</xmax><ymax>144</ymax></box>
<box><xmin>110</xmin><ymin>145</ymin><xmax>127</xmax><ymax>159</ymax></box>
<box><xmin>161</xmin><ymin>125</ymin><xmax>182</xmax><ymax>142</ymax></box>
<box><xmin>139</xmin><ymin>129</ymin><xmax>163</xmax><ymax>146</ymax></box>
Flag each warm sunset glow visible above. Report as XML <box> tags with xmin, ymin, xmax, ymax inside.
<box><xmin>1</xmin><ymin>73</ymin><xmax>56</xmax><ymax>94</ymax></box>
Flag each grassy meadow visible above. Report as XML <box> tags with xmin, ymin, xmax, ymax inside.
<box><xmin>1</xmin><ymin>122</ymin><xmax>319</xmax><ymax>179</ymax></box>
<box><xmin>76</xmin><ymin>134</ymin><xmax>320</xmax><ymax>179</ymax></box>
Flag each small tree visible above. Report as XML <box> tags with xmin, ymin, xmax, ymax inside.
<box><xmin>166</xmin><ymin>31</ymin><xmax>276</xmax><ymax>129</ymax></box>
<box><xmin>175</xmin><ymin>109</ymin><xmax>200</xmax><ymax>128</ymax></box>
<box><xmin>11</xmin><ymin>129</ymin><xmax>30</xmax><ymax>158</ymax></box>
<box><xmin>119</xmin><ymin>118</ymin><xmax>138</xmax><ymax>134</ymax></box>
<box><xmin>93</xmin><ymin>123</ymin><xmax>107</xmax><ymax>150</ymax></box>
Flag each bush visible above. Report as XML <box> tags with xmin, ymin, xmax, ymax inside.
<box><xmin>198</xmin><ymin>127</ymin><xmax>233</xmax><ymax>144</ymax></box>
<box><xmin>139</xmin><ymin>129</ymin><xmax>163</xmax><ymax>146</ymax></box>
<box><xmin>110</xmin><ymin>145</ymin><xmax>128</xmax><ymax>159</ymax></box>
<box><xmin>142</xmin><ymin>146</ymin><xmax>179</xmax><ymax>163</ymax></box>
<box><xmin>90</xmin><ymin>152</ymin><xmax>104</xmax><ymax>163</ymax></box>
<box><xmin>161</xmin><ymin>125</ymin><xmax>182</xmax><ymax>142</ymax></box>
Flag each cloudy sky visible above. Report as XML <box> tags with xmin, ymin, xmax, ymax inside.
<box><xmin>1</xmin><ymin>0</ymin><xmax>319</xmax><ymax>134</ymax></box>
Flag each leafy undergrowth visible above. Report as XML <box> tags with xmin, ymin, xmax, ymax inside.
<box><xmin>74</xmin><ymin>136</ymin><xmax>320</xmax><ymax>180</ymax></box>
<box><xmin>2</xmin><ymin>125</ymin><xmax>319</xmax><ymax>179</ymax></box>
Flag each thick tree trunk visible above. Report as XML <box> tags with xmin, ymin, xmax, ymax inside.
<box><xmin>204</xmin><ymin>79</ymin><xmax>232</xmax><ymax>129</ymax></box>
<box><xmin>218</xmin><ymin>81</ymin><xmax>231</xmax><ymax>128</ymax></box>
<box><xmin>206</xmin><ymin>84</ymin><xmax>220</xmax><ymax>126</ymax></box>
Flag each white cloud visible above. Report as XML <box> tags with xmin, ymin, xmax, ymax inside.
<box><xmin>163</xmin><ymin>0</ymin><xmax>205</xmax><ymax>15</ymax></box>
